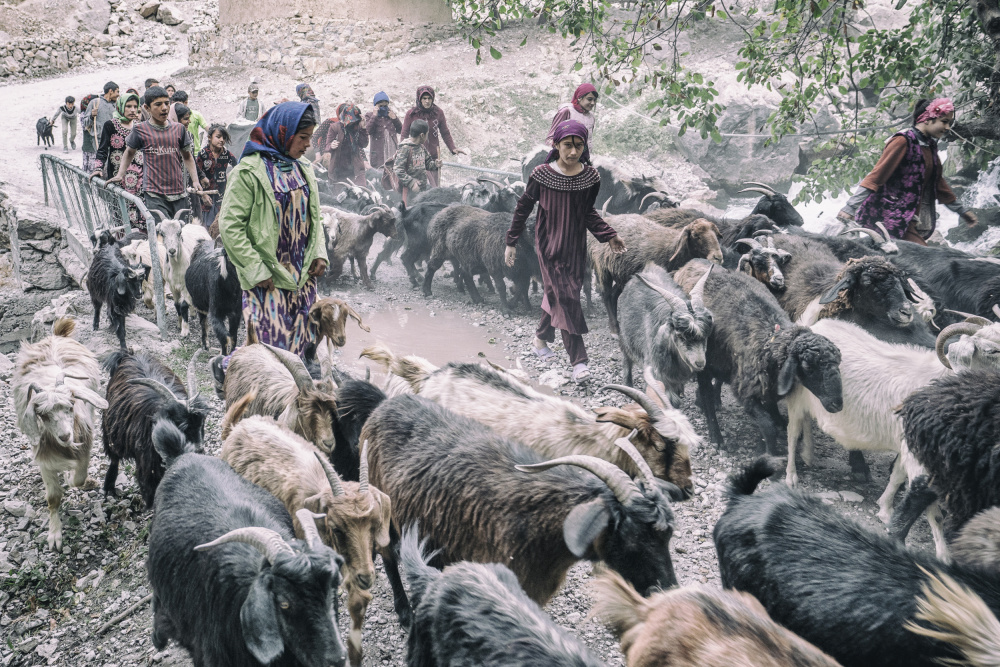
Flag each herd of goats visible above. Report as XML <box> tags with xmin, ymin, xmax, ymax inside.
<box><xmin>10</xmin><ymin>149</ymin><xmax>1000</xmax><ymax>667</ymax></box>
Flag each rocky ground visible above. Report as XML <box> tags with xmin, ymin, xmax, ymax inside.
<box><xmin>0</xmin><ymin>234</ymin><xmax>937</xmax><ymax>667</ymax></box>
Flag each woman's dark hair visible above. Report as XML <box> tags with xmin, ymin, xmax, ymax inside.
<box><xmin>174</xmin><ymin>103</ymin><xmax>191</xmax><ymax>120</ymax></box>
<box><xmin>172</xmin><ymin>90</ymin><xmax>189</xmax><ymax>103</ymax></box>
<box><xmin>409</xmin><ymin>119</ymin><xmax>429</xmax><ymax>138</ymax></box>
<box><xmin>207</xmin><ymin>123</ymin><xmax>231</xmax><ymax>144</ymax></box>
<box><xmin>296</xmin><ymin>105</ymin><xmax>318</xmax><ymax>132</ymax></box>
<box><xmin>913</xmin><ymin>99</ymin><xmax>931</xmax><ymax>124</ymax></box>
<box><xmin>65</xmin><ymin>95</ymin><xmax>75</xmax><ymax>104</ymax></box>
<box><xmin>142</xmin><ymin>86</ymin><xmax>168</xmax><ymax>107</ymax></box>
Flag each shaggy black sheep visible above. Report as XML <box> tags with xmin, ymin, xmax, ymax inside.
<box><xmin>87</xmin><ymin>242</ymin><xmax>147</xmax><ymax>350</ymax></box>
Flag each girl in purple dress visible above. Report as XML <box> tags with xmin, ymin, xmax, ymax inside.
<box><xmin>506</xmin><ymin>119</ymin><xmax>626</xmax><ymax>383</ymax></box>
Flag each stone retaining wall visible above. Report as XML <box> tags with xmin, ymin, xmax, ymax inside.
<box><xmin>188</xmin><ymin>15</ymin><xmax>457</xmax><ymax>77</ymax></box>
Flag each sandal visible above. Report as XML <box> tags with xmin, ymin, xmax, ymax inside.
<box><xmin>533</xmin><ymin>338</ymin><xmax>556</xmax><ymax>360</ymax></box>
<box><xmin>572</xmin><ymin>363</ymin><xmax>591</xmax><ymax>383</ymax></box>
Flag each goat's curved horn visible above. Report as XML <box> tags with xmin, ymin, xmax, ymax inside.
<box><xmin>359</xmin><ymin>439</ymin><xmax>370</xmax><ymax>493</ymax></box>
<box><xmin>314</xmin><ymin>451</ymin><xmax>345</xmax><ymax>497</ymax></box>
<box><xmin>601</xmin><ymin>198</ymin><xmax>611</xmax><ymax>217</ymax></box>
<box><xmin>194</xmin><ymin>527</ymin><xmax>294</xmax><ymax>564</ymax></box>
<box><xmin>600</xmin><ymin>384</ymin><xmax>664</xmax><ymax>421</ymax></box>
<box><xmin>752</xmin><ymin>229</ymin><xmax>775</xmax><ymax>237</ymax></box>
<box><xmin>689</xmin><ymin>264</ymin><xmax>713</xmax><ymax>311</ymax></box>
<box><xmin>128</xmin><ymin>378</ymin><xmax>183</xmax><ymax>406</ymax></box>
<box><xmin>185</xmin><ymin>349</ymin><xmax>201</xmax><ymax>402</ymax></box>
<box><xmin>26</xmin><ymin>383</ymin><xmax>44</xmax><ymax>403</ymax></box>
<box><xmin>173</xmin><ymin>209</ymin><xmax>191</xmax><ymax>221</ymax></box>
<box><xmin>743</xmin><ymin>181</ymin><xmax>776</xmax><ymax>194</ymax></box>
<box><xmin>875</xmin><ymin>222</ymin><xmax>893</xmax><ymax>243</ymax></box>
<box><xmin>935</xmin><ymin>322</ymin><xmax>983</xmax><ymax>369</ymax></box>
<box><xmin>149</xmin><ymin>210</ymin><xmax>167</xmax><ymax>223</ymax></box>
<box><xmin>261</xmin><ymin>344</ymin><xmax>315</xmax><ymax>392</ymax></box>
<box><xmin>994</xmin><ymin>304</ymin><xmax>1000</xmax><ymax>320</ymax></box>
<box><xmin>643</xmin><ymin>366</ymin><xmax>679</xmax><ymax>412</ymax></box>
<box><xmin>476</xmin><ymin>176</ymin><xmax>506</xmax><ymax>189</ymax></box>
<box><xmin>734</xmin><ymin>237</ymin><xmax>763</xmax><ymax>250</ymax></box>
<box><xmin>294</xmin><ymin>508</ymin><xmax>327</xmax><ymax>550</ymax></box>
<box><xmin>614</xmin><ymin>429</ymin><xmax>658</xmax><ymax>490</ymax></box>
<box><xmin>516</xmin><ymin>455</ymin><xmax>640</xmax><ymax>506</ymax></box>
<box><xmin>634</xmin><ymin>273</ymin><xmax>687</xmax><ymax>311</ymax></box>
<box><xmin>943</xmin><ymin>309</ymin><xmax>992</xmax><ymax>326</ymax></box>
<box><xmin>839</xmin><ymin>226</ymin><xmax>884</xmax><ymax>243</ymax></box>
<box><xmin>738</xmin><ymin>187</ymin><xmax>774</xmax><ymax>198</ymax></box>
<box><xmin>639</xmin><ymin>192</ymin><xmax>666</xmax><ymax>211</ymax></box>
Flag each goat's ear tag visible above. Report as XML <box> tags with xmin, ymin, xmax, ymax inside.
<box><xmin>563</xmin><ymin>499</ymin><xmax>609</xmax><ymax>558</ymax></box>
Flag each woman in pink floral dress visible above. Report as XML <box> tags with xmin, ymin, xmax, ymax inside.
<box><xmin>93</xmin><ymin>92</ymin><xmax>146</xmax><ymax>232</ymax></box>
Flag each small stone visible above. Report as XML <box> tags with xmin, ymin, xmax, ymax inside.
<box><xmin>155</xmin><ymin>2</ymin><xmax>183</xmax><ymax>25</ymax></box>
<box><xmin>35</xmin><ymin>638</ymin><xmax>57</xmax><ymax>659</ymax></box>
<box><xmin>816</xmin><ymin>491</ymin><xmax>840</xmax><ymax>501</ymax></box>
<box><xmin>538</xmin><ymin>369</ymin><xmax>567</xmax><ymax>389</ymax></box>
<box><xmin>839</xmin><ymin>490</ymin><xmax>864</xmax><ymax>503</ymax></box>
<box><xmin>3</xmin><ymin>500</ymin><xmax>27</xmax><ymax>517</ymax></box>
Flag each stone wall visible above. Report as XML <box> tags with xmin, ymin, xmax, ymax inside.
<box><xmin>0</xmin><ymin>190</ymin><xmax>78</xmax><ymax>292</ymax></box>
<box><xmin>219</xmin><ymin>0</ymin><xmax>452</xmax><ymax>25</ymax></box>
<box><xmin>188</xmin><ymin>15</ymin><xmax>457</xmax><ymax>77</ymax></box>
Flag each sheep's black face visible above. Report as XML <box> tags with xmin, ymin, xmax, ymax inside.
<box><xmin>793</xmin><ymin>334</ymin><xmax>843</xmax><ymax>413</ymax></box>
<box><xmin>751</xmin><ymin>194</ymin><xmax>804</xmax><ymax>227</ymax></box>
<box><xmin>849</xmin><ymin>266</ymin><xmax>914</xmax><ymax>327</ymax></box>
<box><xmin>599</xmin><ymin>490</ymin><xmax>677</xmax><ymax>595</ymax></box>
<box><xmin>975</xmin><ymin>275</ymin><xmax>1000</xmax><ymax>319</ymax></box>
<box><xmin>160</xmin><ymin>400</ymin><xmax>208</xmax><ymax>452</ymax></box>
<box><xmin>261</xmin><ymin>548</ymin><xmax>347</xmax><ymax>667</ymax></box>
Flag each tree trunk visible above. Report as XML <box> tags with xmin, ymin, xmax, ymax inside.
<box><xmin>956</xmin><ymin>0</ymin><xmax>1000</xmax><ymax>140</ymax></box>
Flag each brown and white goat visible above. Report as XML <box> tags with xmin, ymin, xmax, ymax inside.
<box><xmin>362</xmin><ymin>343</ymin><xmax>699</xmax><ymax>498</ymax></box>
<box><xmin>120</xmin><ymin>237</ymin><xmax>170</xmax><ymax>309</ymax></box>
<box><xmin>588</xmin><ymin>215</ymin><xmax>723</xmax><ymax>333</ymax></box>
<box><xmin>322</xmin><ymin>205</ymin><xmax>398</xmax><ymax>289</ymax></box>
<box><xmin>221</xmin><ymin>396</ymin><xmax>391</xmax><ymax>667</ymax></box>
<box><xmin>592</xmin><ymin>570</ymin><xmax>843</xmax><ymax>667</ymax></box>
<box><xmin>308</xmin><ymin>297</ymin><xmax>370</xmax><ymax>379</ymax></box>
<box><xmin>221</xmin><ymin>343</ymin><xmax>339</xmax><ymax>454</ymax></box>
<box><xmin>13</xmin><ymin>318</ymin><xmax>108</xmax><ymax>551</ymax></box>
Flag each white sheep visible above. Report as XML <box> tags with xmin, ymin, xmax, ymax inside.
<box><xmin>785</xmin><ymin>317</ymin><xmax>1000</xmax><ymax>559</ymax></box>
<box><xmin>13</xmin><ymin>318</ymin><xmax>107</xmax><ymax>551</ymax></box>
<box><xmin>154</xmin><ymin>214</ymin><xmax>212</xmax><ymax>337</ymax></box>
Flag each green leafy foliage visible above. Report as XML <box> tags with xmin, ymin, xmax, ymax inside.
<box><xmin>450</xmin><ymin>0</ymin><xmax>999</xmax><ymax>196</ymax></box>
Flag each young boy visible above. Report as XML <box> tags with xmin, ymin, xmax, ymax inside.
<box><xmin>108</xmin><ymin>86</ymin><xmax>199</xmax><ymax>220</ymax></box>
<box><xmin>393</xmin><ymin>119</ymin><xmax>436</xmax><ymax>203</ymax></box>
<box><xmin>51</xmin><ymin>96</ymin><xmax>78</xmax><ymax>153</ymax></box>
<box><xmin>196</xmin><ymin>124</ymin><xmax>238</xmax><ymax>226</ymax></box>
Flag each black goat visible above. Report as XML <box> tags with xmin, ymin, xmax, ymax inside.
<box><xmin>87</xmin><ymin>242</ymin><xmax>147</xmax><ymax>350</ymax></box>
<box><xmin>420</xmin><ymin>204</ymin><xmax>490</xmax><ymax>296</ymax></box>
<box><xmin>893</xmin><ymin>368</ymin><xmax>1000</xmax><ymax>543</ymax></box>
<box><xmin>330</xmin><ymin>378</ymin><xmax>387</xmax><ymax>483</ymax></box>
<box><xmin>714</xmin><ymin>458</ymin><xmax>1000</xmax><ymax>667</ymax></box>
<box><xmin>892</xmin><ymin>250</ymin><xmax>1000</xmax><ymax>322</ymax></box>
<box><xmin>365</xmin><ymin>393</ymin><xmax>678</xmax><ymax>627</ymax></box>
<box><xmin>101</xmin><ymin>350</ymin><xmax>208</xmax><ymax>507</ymax></box>
<box><xmin>36</xmin><ymin>117</ymin><xmax>54</xmax><ymax>148</ymax></box>
<box><xmin>184</xmin><ymin>241</ymin><xmax>241</xmax><ymax>354</ymax></box>
<box><xmin>737</xmin><ymin>183</ymin><xmax>804</xmax><ymax>227</ymax></box>
<box><xmin>399</xmin><ymin>526</ymin><xmax>604</xmax><ymax>667</ymax></box>
<box><xmin>771</xmin><ymin>235</ymin><xmax>937</xmax><ymax>347</ymax></box>
<box><xmin>674</xmin><ymin>259</ymin><xmax>843</xmax><ymax>453</ymax></box>
<box><xmin>617</xmin><ymin>265</ymin><xmax>713</xmax><ymax>393</ymax></box>
<box><xmin>424</xmin><ymin>210</ymin><xmax>540</xmax><ymax>314</ymax></box>
<box><xmin>373</xmin><ymin>201</ymin><xmax>450</xmax><ymax>286</ymax></box>
<box><xmin>148</xmin><ymin>419</ymin><xmax>348</xmax><ymax>667</ymax></box>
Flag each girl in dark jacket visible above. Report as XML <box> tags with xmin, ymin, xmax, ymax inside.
<box><xmin>401</xmin><ymin>85</ymin><xmax>466</xmax><ymax>187</ymax></box>
<box><xmin>838</xmin><ymin>98</ymin><xmax>977</xmax><ymax>244</ymax></box>
<box><xmin>324</xmin><ymin>103</ymin><xmax>369</xmax><ymax>193</ymax></box>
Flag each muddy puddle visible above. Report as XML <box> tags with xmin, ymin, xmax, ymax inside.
<box><xmin>331</xmin><ymin>300</ymin><xmax>515</xmax><ymax>377</ymax></box>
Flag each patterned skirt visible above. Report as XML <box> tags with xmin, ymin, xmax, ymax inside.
<box><xmin>242</xmin><ymin>277</ymin><xmax>318</xmax><ymax>357</ymax></box>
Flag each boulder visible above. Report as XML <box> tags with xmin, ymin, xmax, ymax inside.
<box><xmin>155</xmin><ymin>3</ymin><xmax>183</xmax><ymax>26</ymax></box>
<box><xmin>76</xmin><ymin>0</ymin><xmax>111</xmax><ymax>35</ymax></box>
<box><xmin>139</xmin><ymin>1</ymin><xmax>160</xmax><ymax>18</ymax></box>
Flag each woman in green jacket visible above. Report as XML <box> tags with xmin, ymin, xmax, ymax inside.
<box><xmin>218</xmin><ymin>101</ymin><xmax>328</xmax><ymax>362</ymax></box>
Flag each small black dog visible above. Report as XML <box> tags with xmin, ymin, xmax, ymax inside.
<box><xmin>36</xmin><ymin>117</ymin><xmax>54</xmax><ymax>149</ymax></box>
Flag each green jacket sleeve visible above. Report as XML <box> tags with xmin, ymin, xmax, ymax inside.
<box><xmin>219</xmin><ymin>165</ymin><xmax>273</xmax><ymax>290</ymax></box>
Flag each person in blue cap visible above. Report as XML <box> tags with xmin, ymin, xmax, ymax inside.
<box><xmin>365</xmin><ymin>91</ymin><xmax>402</xmax><ymax>169</ymax></box>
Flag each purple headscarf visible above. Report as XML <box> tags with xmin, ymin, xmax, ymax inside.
<box><xmin>546</xmin><ymin>119</ymin><xmax>592</xmax><ymax>165</ymax></box>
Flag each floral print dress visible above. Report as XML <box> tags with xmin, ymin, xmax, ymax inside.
<box><xmin>241</xmin><ymin>157</ymin><xmax>318</xmax><ymax>356</ymax></box>
<box><xmin>101</xmin><ymin>119</ymin><xmax>145</xmax><ymax>231</ymax></box>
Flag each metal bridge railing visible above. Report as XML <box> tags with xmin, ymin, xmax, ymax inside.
<box><xmin>39</xmin><ymin>154</ymin><xmax>168</xmax><ymax>335</ymax></box>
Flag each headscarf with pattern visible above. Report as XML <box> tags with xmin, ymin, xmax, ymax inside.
<box><xmin>241</xmin><ymin>101</ymin><xmax>310</xmax><ymax>167</ymax></box>
<box><xmin>915</xmin><ymin>98</ymin><xmax>955</xmax><ymax>125</ymax></box>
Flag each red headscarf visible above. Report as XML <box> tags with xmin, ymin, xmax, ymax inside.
<box><xmin>571</xmin><ymin>83</ymin><xmax>598</xmax><ymax>114</ymax></box>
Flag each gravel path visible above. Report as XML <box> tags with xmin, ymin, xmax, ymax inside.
<box><xmin>0</xmin><ymin>236</ymin><xmax>936</xmax><ymax>666</ymax></box>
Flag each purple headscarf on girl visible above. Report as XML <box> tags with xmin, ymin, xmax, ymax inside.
<box><xmin>546</xmin><ymin>119</ymin><xmax>592</xmax><ymax>165</ymax></box>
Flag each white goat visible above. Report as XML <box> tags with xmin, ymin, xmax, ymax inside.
<box><xmin>785</xmin><ymin>317</ymin><xmax>1000</xmax><ymax>559</ymax></box>
<box><xmin>155</xmin><ymin>214</ymin><xmax>212</xmax><ymax>337</ymax></box>
<box><xmin>13</xmin><ymin>318</ymin><xmax>108</xmax><ymax>551</ymax></box>
<box><xmin>120</xmin><ymin>237</ymin><xmax>171</xmax><ymax>309</ymax></box>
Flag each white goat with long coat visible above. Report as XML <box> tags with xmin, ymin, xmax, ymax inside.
<box><xmin>785</xmin><ymin>316</ymin><xmax>1000</xmax><ymax>559</ymax></box>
